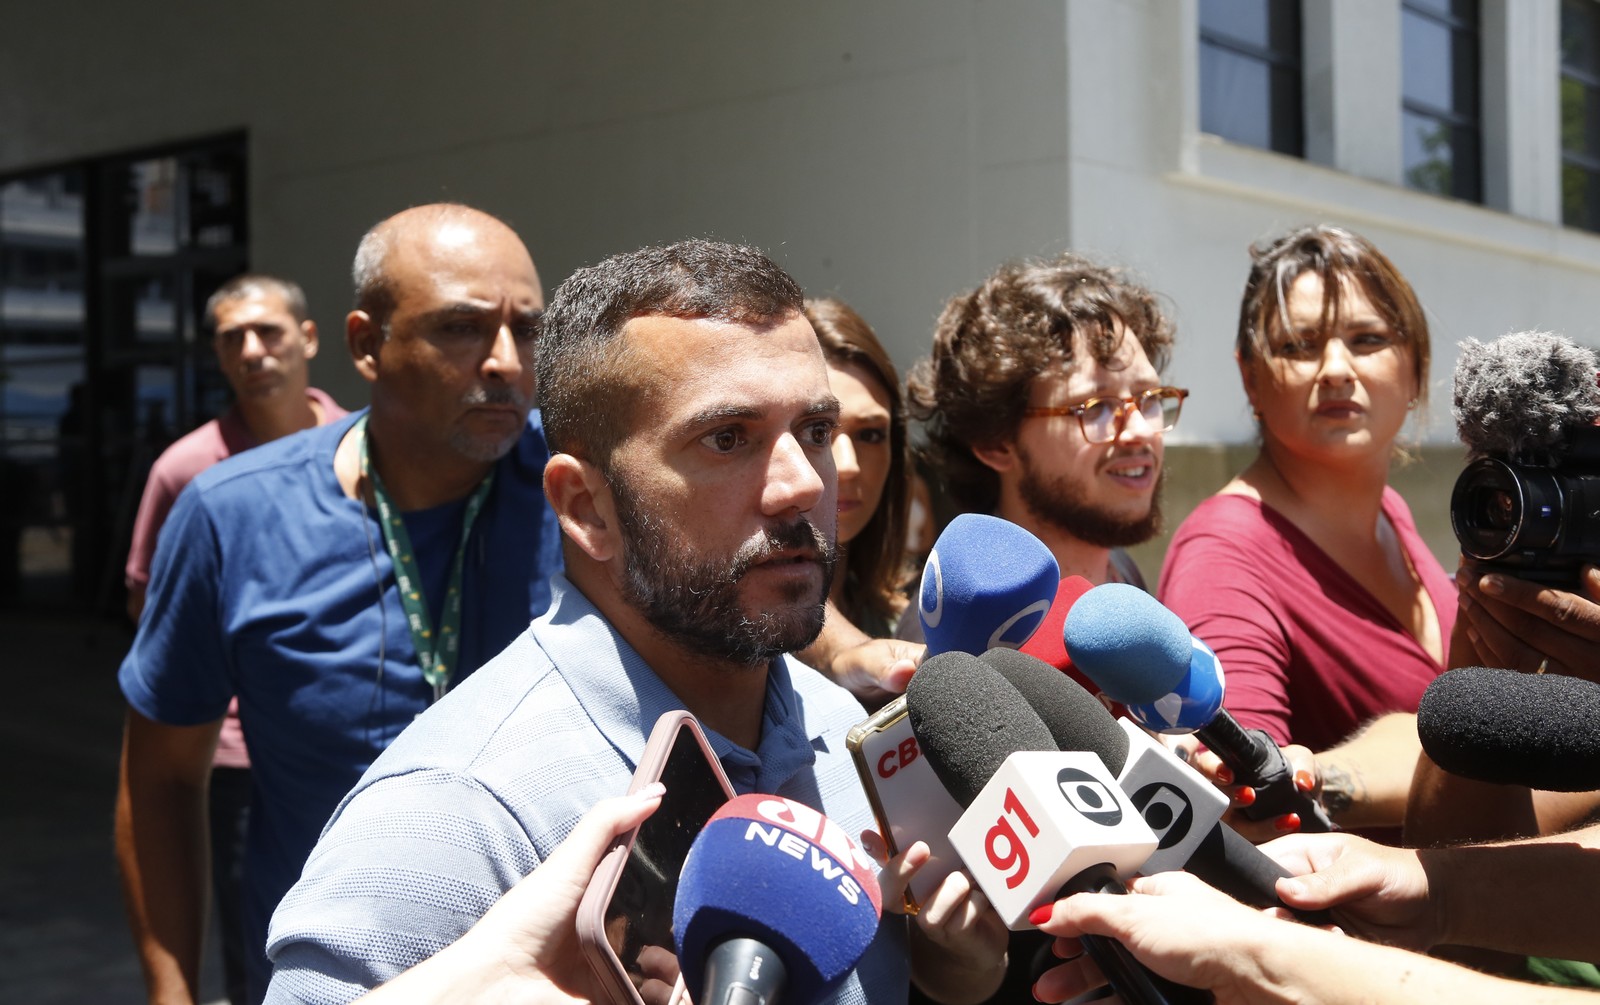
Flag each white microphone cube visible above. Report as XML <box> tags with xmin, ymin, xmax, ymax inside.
<box><xmin>948</xmin><ymin>751</ymin><xmax>1157</xmax><ymax>929</ymax></box>
<box><xmin>1114</xmin><ymin>720</ymin><xmax>1229</xmax><ymax>875</ymax></box>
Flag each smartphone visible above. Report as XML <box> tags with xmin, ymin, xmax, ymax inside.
<box><xmin>578</xmin><ymin>711</ymin><xmax>736</xmax><ymax>1005</ymax></box>
<box><xmin>846</xmin><ymin>695</ymin><xmax>966</xmax><ymax>911</ymax></box>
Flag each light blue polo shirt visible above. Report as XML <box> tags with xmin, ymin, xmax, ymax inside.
<box><xmin>264</xmin><ymin>575</ymin><xmax>910</xmax><ymax>1005</ymax></box>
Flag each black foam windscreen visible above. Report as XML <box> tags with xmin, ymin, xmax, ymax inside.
<box><xmin>905</xmin><ymin>650</ymin><xmax>1058</xmax><ymax>807</ymax></box>
<box><xmin>979</xmin><ymin>647</ymin><xmax>1131</xmax><ymax>775</ymax></box>
<box><xmin>1417</xmin><ymin>667</ymin><xmax>1600</xmax><ymax>792</ymax></box>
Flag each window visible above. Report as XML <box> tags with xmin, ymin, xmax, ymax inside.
<box><xmin>1401</xmin><ymin>0</ymin><xmax>1482</xmax><ymax>202</ymax></box>
<box><xmin>1562</xmin><ymin>0</ymin><xmax>1600</xmax><ymax>231</ymax></box>
<box><xmin>0</xmin><ymin>135</ymin><xmax>246</xmax><ymax>611</ymax></box>
<box><xmin>1199</xmin><ymin>0</ymin><xmax>1305</xmax><ymax>157</ymax></box>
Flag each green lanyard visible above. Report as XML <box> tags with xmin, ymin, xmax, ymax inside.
<box><xmin>356</xmin><ymin>415</ymin><xmax>495</xmax><ymax>702</ymax></box>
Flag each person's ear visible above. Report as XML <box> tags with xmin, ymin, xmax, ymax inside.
<box><xmin>544</xmin><ymin>454</ymin><xmax>620</xmax><ymax>562</ymax></box>
<box><xmin>970</xmin><ymin>439</ymin><xmax>1017</xmax><ymax>474</ymax></box>
<box><xmin>300</xmin><ymin>319</ymin><xmax>320</xmax><ymax>361</ymax></box>
<box><xmin>347</xmin><ymin>311</ymin><xmax>381</xmax><ymax>383</ymax></box>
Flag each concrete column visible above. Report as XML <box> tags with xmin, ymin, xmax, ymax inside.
<box><xmin>1303</xmin><ymin>0</ymin><xmax>1403</xmax><ymax>185</ymax></box>
<box><xmin>1482</xmin><ymin>0</ymin><xmax>1561</xmax><ymax>222</ymax></box>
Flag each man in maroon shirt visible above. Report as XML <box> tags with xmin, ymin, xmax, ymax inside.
<box><xmin>124</xmin><ymin>273</ymin><xmax>346</xmax><ymax>1005</ymax></box>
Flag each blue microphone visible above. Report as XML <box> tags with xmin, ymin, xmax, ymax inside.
<box><xmin>673</xmin><ymin>794</ymin><xmax>882</xmax><ymax>1005</ymax></box>
<box><xmin>919</xmin><ymin>514</ymin><xmax>1059</xmax><ymax>655</ymax></box>
<box><xmin>1063</xmin><ymin>584</ymin><xmax>1331</xmax><ymax>833</ymax></box>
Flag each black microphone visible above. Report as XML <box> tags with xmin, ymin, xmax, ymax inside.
<box><xmin>1417</xmin><ymin>667</ymin><xmax>1600</xmax><ymax>791</ymax></box>
<box><xmin>1452</xmin><ymin>331</ymin><xmax>1600</xmax><ymax>462</ymax></box>
<box><xmin>906</xmin><ymin>651</ymin><xmax>1212</xmax><ymax>1005</ymax></box>
<box><xmin>979</xmin><ymin>647</ymin><xmax>1330</xmax><ymax>925</ymax></box>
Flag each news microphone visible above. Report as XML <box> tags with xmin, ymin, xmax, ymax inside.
<box><xmin>1453</xmin><ymin>331</ymin><xmax>1600</xmax><ymax>462</ymax></box>
<box><xmin>673</xmin><ymin>794</ymin><xmax>882</xmax><ymax>1005</ymax></box>
<box><xmin>1063</xmin><ymin>584</ymin><xmax>1333</xmax><ymax>832</ymax></box>
<box><xmin>906</xmin><ymin>651</ymin><xmax>1210</xmax><ymax>1005</ymax></box>
<box><xmin>980</xmin><ymin>647</ymin><xmax>1330</xmax><ymax>924</ymax></box>
<box><xmin>918</xmin><ymin>514</ymin><xmax>1060</xmax><ymax>655</ymax></box>
<box><xmin>1418</xmin><ymin>667</ymin><xmax>1600</xmax><ymax>791</ymax></box>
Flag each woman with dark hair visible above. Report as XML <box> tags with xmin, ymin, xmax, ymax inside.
<box><xmin>797</xmin><ymin>298</ymin><xmax>919</xmax><ymax>702</ymax></box>
<box><xmin>1158</xmin><ymin>225</ymin><xmax>1455</xmax><ymax>832</ymax></box>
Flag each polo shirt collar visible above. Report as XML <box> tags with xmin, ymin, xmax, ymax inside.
<box><xmin>533</xmin><ymin>575</ymin><xmax>819</xmax><ymax>794</ymax></box>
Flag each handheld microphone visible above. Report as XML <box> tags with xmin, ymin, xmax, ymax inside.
<box><xmin>980</xmin><ymin>647</ymin><xmax>1330</xmax><ymax>924</ymax></box>
<box><xmin>673</xmin><ymin>794</ymin><xmax>882</xmax><ymax>1005</ymax></box>
<box><xmin>1452</xmin><ymin>331</ymin><xmax>1600</xmax><ymax>462</ymax></box>
<box><xmin>1418</xmin><ymin>667</ymin><xmax>1600</xmax><ymax>791</ymax></box>
<box><xmin>906</xmin><ymin>651</ymin><xmax>1210</xmax><ymax>1005</ymax></box>
<box><xmin>1063</xmin><ymin>584</ymin><xmax>1332</xmax><ymax>832</ymax></box>
<box><xmin>918</xmin><ymin>514</ymin><xmax>1060</xmax><ymax>656</ymax></box>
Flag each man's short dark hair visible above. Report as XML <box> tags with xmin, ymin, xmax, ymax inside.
<box><xmin>205</xmin><ymin>274</ymin><xmax>309</xmax><ymax>330</ymax></box>
<box><xmin>537</xmin><ymin>239</ymin><xmax>806</xmax><ymax>468</ymax></box>
<box><xmin>906</xmin><ymin>253</ymin><xmax>1174</xmax><ymax>513</ymax></box>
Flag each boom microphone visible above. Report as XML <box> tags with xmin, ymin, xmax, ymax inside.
<box><xmin>1063</xmin><ymin>584</ymin><xmax>1332</xmax><ymax>832</ymax></box>
<box><xmin>918</xmin><ymin>514</ymin><xmax>1060</xmax><ymax>656</ymax></box>
<box><xmin>906</xmin><ymin>651</ymin><xmax>1209</xmax><ymax>1005</ymax></box>
<box><xmin>1452</xmin><ymin>331</ymin><xmax>1600</xmax><ymax>462</ymax></box>
<box><xmin>980</xmin><ymin>648</ymin><xmax>1329</xmax><ymax>924</ymax></box>
<box><xmin>1417</xmin><ymin>667</ymin><xmax>1600</xmax><ymax>791</ymax></box>
<box><xmin>673</xmin><ymin>794</ymin><xmax>882</xmax><ymax>1005</ymax></box>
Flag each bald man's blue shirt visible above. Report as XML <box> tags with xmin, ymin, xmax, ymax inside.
<box><xmin>118</xmin><ymin>409</ymin><xmax>563</xmax><ymax>1002</ymax></box>
<box><xmin>264</xmin><ymin>576</ymin><xmax>910</xmax><ymax>1005</ymax></box>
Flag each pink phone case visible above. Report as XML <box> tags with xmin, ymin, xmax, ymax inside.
<box><xmin>577</xmin><ymin>710</ymin><xmax>736</xmax><ymax>1005</ymax></box>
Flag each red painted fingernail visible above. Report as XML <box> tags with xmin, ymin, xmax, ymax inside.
<box><xmin>1215</xmin><ymin>765</ymin><xmax>1234</xmax><ymax>785</ymax></box>
<box><xmin>1029</xmin><ymin>903</ymin><xmax>1054</xmax><ymax>926</ymax></box>
<box><xmin>1294</xmin><ymin>770</ymin><xmax>1315</xmax><ymax>792</ymax></box>
<box><xmin>1276</xmin><ymin>813</ymin><xmax>1301</xmax><ymax>832</ymax></box>
<box><xmin>1234</xmin><ymin>785</ymin><xmax>1256</xmax><ymax>807</ymax></box>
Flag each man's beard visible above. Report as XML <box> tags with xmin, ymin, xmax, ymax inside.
<box><xmin>1016</xmin><ymin>448</ymin><xmax>1164</xmax><ymax>549</ymax></box>
<box><xmin>448</xmin><ymin>385</ymin><xmax>532</xmax><ymax>462</ymax></box>
<box><xmin>611</xmin><ymin>476</ymin><xmax>836</xmax><ymax>667</ymax></box>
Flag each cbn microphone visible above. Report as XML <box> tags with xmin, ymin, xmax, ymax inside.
<box><xmin>918</xmin><ymin>514</ymin><xmax>1060</xmax><ymax>655</ymax></box>
<box><xmin>1418</xmin><ymin>667</ymin><xmax>1600</xmax><ymax>791</ymax></box>
<box><xmin>906</xmin><ymin>651</ymin><xmax>1211</xmax><ymax>1005</ymax></box>
<box><xmin>1452</xmin><ymin>331</ymin><xmax>1600</xmax><ymax>462</ymax></box>
<box><xmin>673</xmin><ymin>794</ymin><xmax>882</xmax><ymax>1005</ymax></box>
<box><xmin>1063</xmin><ymin>584</ymin><xmax>1333</xmax><ymax>832</ymax></box>
<box><xmin>980</xmin><ymin>647</ymin><xmax>1330</xmax><ymax>925</ymax></box>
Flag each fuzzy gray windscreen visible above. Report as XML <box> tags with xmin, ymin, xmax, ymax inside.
<box><xmin>1452</xmin><ymin>331</ymin><xmax>1600</xmax><ymax>459</ymax></box>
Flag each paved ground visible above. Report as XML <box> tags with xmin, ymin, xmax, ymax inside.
<box><xmin>3</xmin><ymin>612</ymin><xmax>226</xmax><ymax>1004</ymax></box>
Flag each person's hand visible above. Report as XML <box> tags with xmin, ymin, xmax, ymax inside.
<box><xmin>1260</xmin><ymin>832</ymin><xmax>1439</xmax><ymax>951</ymax></box>
<box><xmin>1174</xmin><ymin>737</ymin><xmax>1321</xmax><ymax>842</ymax></box>
<box><xmin>831</xmin><ymin>639</ymin><xmax>924</xmax><ymax>702</ymax></box>
<box><xmin>1457</xmin><ymin>564</ymin><xmax>1600</xmax><ymax>683</ymax></box>
<box><xmin>860</xmin><ymin>832</ymin><xmax>1009</xmax><ymax>996</ymax></box>
<box><xmin>355</xmin><ymin>784</ymin><xmax>665</xmax><ymax>1005</ymax></box>
<box><xmin>1029</xmin><ymin>871</ymin><xmax>1297</xmax><ymax>1002</ymax></box>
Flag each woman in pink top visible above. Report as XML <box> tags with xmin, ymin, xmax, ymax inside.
<box><xmin>1159</xmin><ymin>226</ymin><xmax>1454</xmax><ymax>829</ymax></box>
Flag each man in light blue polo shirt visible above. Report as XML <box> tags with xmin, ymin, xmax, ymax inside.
<box><xmin>265</xmin><ymin>240</ymin><xmax>1009</xmax><ymax>1005</ymax></box>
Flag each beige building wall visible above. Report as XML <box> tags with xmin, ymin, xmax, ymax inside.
<box><xmin>4</xmin><ymin>0</ymin><xmax>1594</xmax><ymax>576</ymax></box>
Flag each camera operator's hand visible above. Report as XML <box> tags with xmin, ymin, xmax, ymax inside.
<box><xmin>1457</xmin><ymin>564</ymin><xmax>1600</xmax><ymax>683</ymax></box>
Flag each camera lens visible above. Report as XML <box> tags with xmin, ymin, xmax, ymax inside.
<box><xmin>1451</xmin><ymin>458</ymin><xmax>1562</xmax><ymax>560</ymax></box>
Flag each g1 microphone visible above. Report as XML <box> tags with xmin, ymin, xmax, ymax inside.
<box><xmin>673</xmin><ymin>794</ymin><xmax>882</xmax><ymax>1005</ymax></box>
<box><xmin>980</xmin><ymin>648</ymin><xmax>1330</xmax><ymax>924</ymax></box>
<box><xmin>1418</xmin><ymin>667</ymin><xmax>1600</xmax><ymax>791</ymax></box>
<box><xmin>1063</xmin><ymin>584</ymin><xmax>1332</xmax><ymax>832</ymax></box>
<box><xmin>918</xmin><ymin>514</ymin><xmax>1060</xmax><ymax>655</ymax></box>
<box><xmin>905</xmin><ymin>651</ymin><xmax>1207</xmax><ymax>1005</ymax></box>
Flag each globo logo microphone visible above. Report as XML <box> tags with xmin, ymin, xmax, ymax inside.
<box><xmin>674</xmin><ymin>795</ymin><xmax>882</xmax><ymax>1005</ymax></box>
<box><xmin>919</xmin><ymin>514</ymin><xmax>1060</xmax><ymax>655</ymax></box>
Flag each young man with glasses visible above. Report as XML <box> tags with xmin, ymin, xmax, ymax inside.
<box><xmin>906</xmin><ymin>252</ymin><xmax>1181</xmax><ymax>589</ymax></box>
